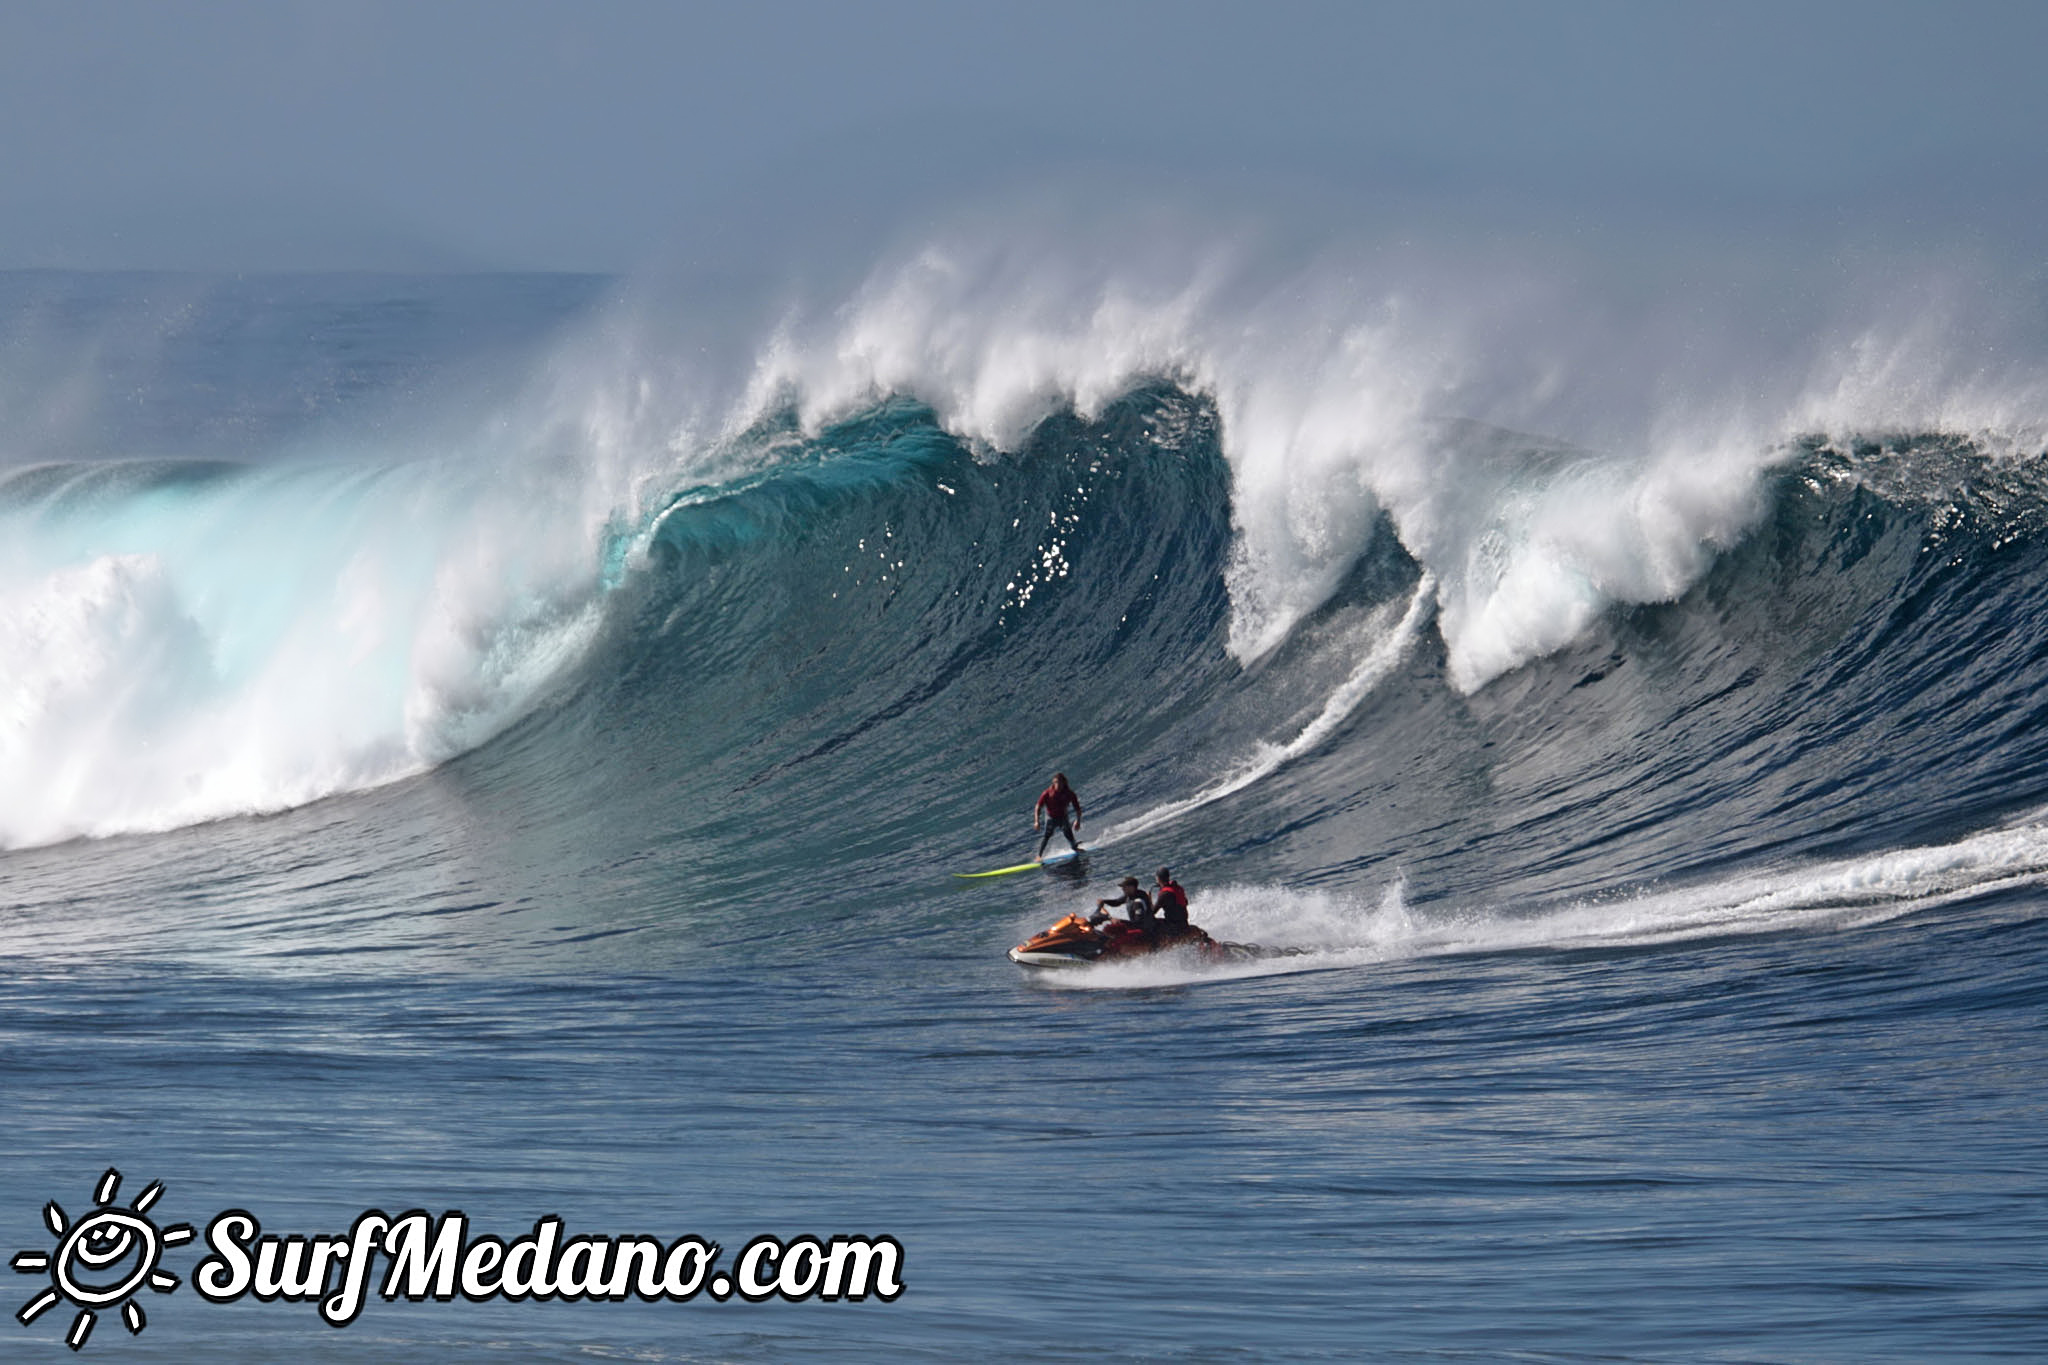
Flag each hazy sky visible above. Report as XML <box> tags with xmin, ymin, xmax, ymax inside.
<box><xmin>2</xmin><ymin>0</ymin><xmax>2043</xmax><ymax>271</ymax></box>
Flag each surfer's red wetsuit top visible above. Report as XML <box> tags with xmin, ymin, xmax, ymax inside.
<box><xmin>1154</xmin><ymin>880</ymin><xmax>1189</xmax><ymax>930</ymax></box>
<box><xmin>1037</xmin><ymin>781</ymin><xmax>1081</xmax><ymax>824</ymax></box>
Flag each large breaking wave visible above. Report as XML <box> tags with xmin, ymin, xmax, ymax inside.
<box><xmin>2</xmin><ymin>229</ymin><xmax>2046</xmax><ymax>888</ymax></box>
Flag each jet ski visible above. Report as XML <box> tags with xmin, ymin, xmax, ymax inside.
<box><xmin>1007</xmin><ymin>912</ymin><xmax>1283</xmax><ymax>969</ymax></box>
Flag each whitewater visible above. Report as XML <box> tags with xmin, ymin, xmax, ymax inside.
<box><xmin>3</xmin><ymin>229</ymin><xmax>2046</xmax><ymax>1359</ymax></box>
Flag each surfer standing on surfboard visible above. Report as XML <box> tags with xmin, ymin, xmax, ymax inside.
<box><xmin>1034</xmin><ymin>772</ymin><xmax>1084</xmax><ymax>858</ymax></box>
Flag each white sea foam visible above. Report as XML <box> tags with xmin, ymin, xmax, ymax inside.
<box><xmin>0</xmin><ymin>451</ymin><xmax>616</xmax><ymax>848</ymax></box>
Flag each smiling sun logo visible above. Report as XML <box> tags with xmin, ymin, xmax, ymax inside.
<box><xmin>12</xmin><ymin>1169</ymin><xmax>194</xmax><ymax>1351</ymax></box>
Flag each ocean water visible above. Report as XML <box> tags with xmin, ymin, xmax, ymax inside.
<box><xmin>3</xmin><ymin>263</ymin><xmax>2046</xmax><ymax>1361</ymax></box>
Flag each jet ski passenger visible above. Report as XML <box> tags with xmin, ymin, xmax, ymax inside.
<box><xmin>1152</xmin><ymin>868</ymin><xmax>1190</xmax><ymax>936</ymax></box>
<box><xmin>1094</xmin><ymin>875</ymin><xmax>1155</xmax><ymax>936</ymax></box>
<box><xmin>1034</xmin><ymin>772</ymin><xmax>1084</xmax><ymax>858</ymax></box>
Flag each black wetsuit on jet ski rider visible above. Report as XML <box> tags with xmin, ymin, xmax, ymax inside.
<box><xmin>1094</xmin><ymin>876</ymin><xmax>1154</xmax><ymax>934</ymax></box>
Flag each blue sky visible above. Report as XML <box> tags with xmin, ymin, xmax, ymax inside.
<box><xmin>1</xmin><ymin>0</ymin><xmax>2042</xmax><ymax>270</ymax></box>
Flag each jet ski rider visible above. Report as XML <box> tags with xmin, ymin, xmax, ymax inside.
<box><xmin>1152</xmin><ymin>868</ymin><xmax>1189</xmax><ymax>936</ymax></box>
<box><xmin>1093</xmin><ymin>876</ymin><xmax>1156</xmax><ymax>935</ymax></box>
<box><xmin>1034</xmin><ymin>772</ymin><xmax>1084</xmax><ymax>858</ymax></box>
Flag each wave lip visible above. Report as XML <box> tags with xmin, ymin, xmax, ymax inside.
<box><xmin>724</xmin><ymin>230</ymin><xmax>1985</xmax><ymax>695</ymax></box>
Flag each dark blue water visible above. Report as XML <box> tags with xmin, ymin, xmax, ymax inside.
<box><xmin>3</xmin><ymin>273</ymin><xmax>2045</xmax><ymax>1360</ymax></box>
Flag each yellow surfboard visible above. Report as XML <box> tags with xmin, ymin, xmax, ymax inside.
<box><xmin>954</xmin><ymin>848</ymin><xmax>1083</xmax><ymax>878</ymax></box>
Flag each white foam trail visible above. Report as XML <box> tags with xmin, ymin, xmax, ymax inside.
<box><xmin>1094</xmin><ymin>576</ymin><xmax>1435</xmax><ymax>848</ymax></box>
<box><xmin>1037</xmin><ymin>819</ymin><xmax>2048</xmax><ymax>989</ymax></box>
